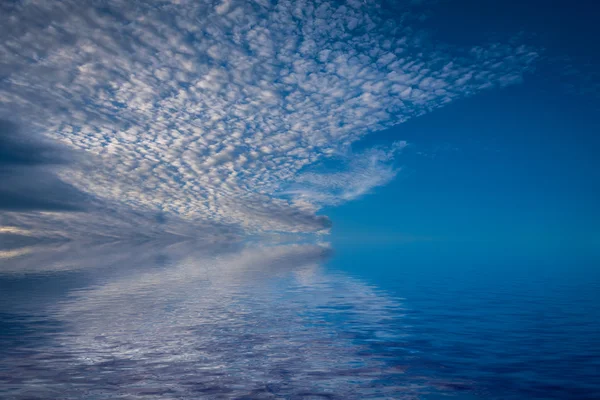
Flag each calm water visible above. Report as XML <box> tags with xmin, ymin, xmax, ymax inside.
<box><xmin>1</xmin><ymin>241</ymin><xmax>599</xmax><ymax>399</ymax></box>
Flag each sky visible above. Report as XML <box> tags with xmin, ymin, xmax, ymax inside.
<box><xmin>0</xmin><ymin>0</ymin><xmax>598</xmax><ymax>257</ymax></box>
<box><xmin>326</xmin><ymin>0</ymin><xmax>600</xmax><ymax>259</ymax></box>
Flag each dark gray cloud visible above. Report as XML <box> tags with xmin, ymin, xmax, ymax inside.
<box><xmin>0</xmin><ymin>119</ymin><xmax>90</xmax><ymax>212</ymax></box>
<box><xmin>0</xmin><ymin>120</ymin><xmax>72</xmax><ymax>166</ymax></box>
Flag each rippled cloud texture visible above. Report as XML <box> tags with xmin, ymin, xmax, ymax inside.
<box><xmin>0</xmin><ymin>0</ymin><xmax>537</xmax><ymax>238</ymax></box>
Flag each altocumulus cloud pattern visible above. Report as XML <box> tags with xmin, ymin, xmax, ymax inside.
<box><xmin>0</xmin><ymin>0</ymin><xmax>538</xmax><ymax>239</ymax></box>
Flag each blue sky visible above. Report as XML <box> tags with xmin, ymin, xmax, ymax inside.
<box><xmin>324</xmin><ymin>0</ymin><xmax>600</xmax><ymax>259</ymax></box>
<box><xmin>0</xmin><ymin>0</ymin><xmax>598</xmax><ymax>257</ymax></box>
<box><xmin>327</xmin><ymin>78</ymin><xmax>599</xmax><ymax>256</ymax></box>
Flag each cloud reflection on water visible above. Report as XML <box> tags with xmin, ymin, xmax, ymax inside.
<box><xmin>0</xmin><ymin>240</ymin><xmax>464</xmax><ymax>399</ymax></box>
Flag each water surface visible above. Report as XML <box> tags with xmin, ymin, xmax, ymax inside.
<box><xmin>1</xmin><ymin>241</ymin><xmax>598</xmax><ymax>399</ymax></box>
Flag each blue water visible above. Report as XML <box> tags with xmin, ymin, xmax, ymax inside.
<box><xmin>1</xmin><ymin>241</ymin><xmax>599</xmax><ymax>399</ymax></box>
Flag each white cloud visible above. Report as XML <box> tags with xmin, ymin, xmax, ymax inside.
<box><xmin>0</xmin><ymin>0</ymin><xmax>538</xmax><ymax>236</ymax></box>
<box><xmin>286</xmin><ymin>141</ymin><xmax>408</xmax><ymax>206</ymax></box>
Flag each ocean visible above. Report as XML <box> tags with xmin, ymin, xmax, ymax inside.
<box><xmin>1</xmin><ymin>241</ymin><xmax>598</xmax><ymax>399</ymax></box>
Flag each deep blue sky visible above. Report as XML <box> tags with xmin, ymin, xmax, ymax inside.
<box><xmin>327</xmin><ymin>0</ymin><xmax>600</xmax><ymax>260</ymax></box>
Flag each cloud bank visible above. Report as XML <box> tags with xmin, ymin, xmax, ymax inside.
<box><xmin>0</xmin><ymin>119</ymin><xmax>90</xmax><ymax>212</ymax></box>
<box><xmin>0</xmin><ymin>0</ymin><xmax>538</xmax><ymax>237</ymax></box>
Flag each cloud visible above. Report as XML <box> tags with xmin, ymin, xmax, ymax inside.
<box><xmin>286</xmin><ymin>141</ymin><xmax>408</xmax><ymax>206</ymax></box>
<box><xmin>0</xmin><ymin>0</ymin><xmax>538</xmax><ymax>236</ymax></box>
<box><xmin>0</xmin><ymin>119</ymin><xmax>89</xmax><ymax>212</ymax></box>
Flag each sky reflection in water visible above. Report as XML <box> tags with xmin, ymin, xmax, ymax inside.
<box><xmin>1</xmin><ymin>241</ymin><xmax>599</xmax><ymax>399</ymax></box>
<box><xmin>1</xmin><ymin>241</ymin><xmax>433</xmax><ymax>399</ymax></box>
